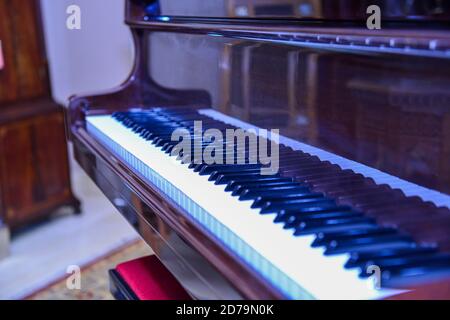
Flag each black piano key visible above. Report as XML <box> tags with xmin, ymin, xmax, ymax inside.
<box><xmin>154</xmin><ymin>137</ymin><xmax>175</xmax><ymax>147</ymax></box>
<box><xmin>312</xmin><ymin>228</ymin><xmax>398</xmax><ymax>247</ymax></box>
<box><xmin>326</xmin><ymin>184</ymin><xmax>390</xmax><ymax>198</ymax></box>
<box><xmin>161</xmin><ymin>141</ymin><xmax>181</xmax><ymax>152</ymax></box>
<box><xmin>367</xmin><ymin>201</ymin><xmax>435</xmax><ymax>216</ymax></box>
<box><xmin>189</xmin><ymin>162</ymin><xmax>200</xmax><ymax>170</ymax></box>
<box><xmin>225</xmin><ymin>178</ymin><xmax>294</xmax><ymax>192</ymax></box>
<box><xmin>197</xmin><ymin>163</ymin><xmax>262</xmax><ymax>174</ymax></box>
<box><xmin>232</xmin><ymin>182</ymin><xmax>305</xmax><ymax>196</ymax></box>
<box><xmin>283</xmin><ymin>210</ymin><xmax>363</xmax><ymax>228</ymax></box>
<box><xmin>354</xmin><ymin>196</ymin><xmax>424</xmax><ymax>212</ymax></box>
<box><xmin>131</xmin><ymin>125</ymin><xmax>145</xmax><ymax>134</ymax></box>
<box><xmin>251</xmin><ymin>192</ymin><xmax>324</xmax><ymax>208</ymax></box>
<box><xmin>274</xmin><ymin>205</ymin><xmax>353</xmax><ymax>223</ymax></box>
<box><xmin>279</xmin><ymin>161</ymin><xmax>332</xmax><ymax>173</ymax></box>
<box><xmin>163</xmin><ymin>144</ymin><xmax>177</xmax><ymax>153</ymax></box>
<box><xmin>359</xmin><ymin>254</ymin><xmax>450</xmax><ymax>278</ymax></box>
<box><xmin>381</xmin><ymin>264</ymin><xmax>450</xmax><ymax>288</ymax></box>
<box><xmin>293</xmin><ymin>216</ymin><xmax>376</xmax><ymax>235</ymax></box>
<box><xmin>345</xmin><ymin>246</ymin><xmax>438</xmax><ymax>269</ymax></box>
<box><xmin>238</xmin><ymin>186</ymin><xmax>311</xmax><ymax>200</ymax></box>
<box><xmin>294</xmin><ymin>220</ymin><xmax>378</xmax><ymax>236</ymax></box>
<box><xmin>324</xmin><ymin>234</ymin><xmax>414</xmax><ymax>255</ymax></box>
<box><xmin>176</xmin><ymin>152</ymin><xmax>192</xmax><ymax>162</ymax></box>
<box><xmin>215</xmin><ymin>174</ymin><xmax>286</xmax><ymax>185</ymax></box>
<box><xmin>191</xmin><ymin>154</ymin><xmax>275</xmax><ymax>171</ymax></box>
<box><xmin>279</xmin><ymin>156</ymin><xmax>324</xmax><ymax>168</ymax></box>
<box><xmin>293</xmin><ymin>209</ymin><xmax>362</xmax><ymax>221</ymax></box>
<box><xmin>209</xmin><ymin>169</ymin><xmax>263</xmax><ymax>181</ymax></box>
<box><xmin>337</xmin><ymin>190</ymin><xmax>406</xmax><ymax>207</ymax></box>
<box><xmin>308</xmin><ymin>172</ymin><xmax>367</xmax><ymax>187</ymax></box>
<box><xmin>282</xmin><ymin>165</ymin><xmax>341</xmax><ymax>179</ymax></box>
<box><xmin>259</xmin><ymin>199</ymin><xmax>336</xmax><ymax>214</ymax></box>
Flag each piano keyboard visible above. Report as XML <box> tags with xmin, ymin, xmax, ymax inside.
<box><xmin>200</xmin><ymin>110</ymin><xmax>450</xmax><ymax>209</ymax></box>
<box><xmin>86</xmin><ymin>108</ymin><xmax>450</xmax><ymax>300</ymax></box>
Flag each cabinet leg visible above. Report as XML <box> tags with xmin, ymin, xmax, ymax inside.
<box><xmin>71</xmin><ymin>197</ymin><xmax>82</xmax><ymax>215</ymax></box>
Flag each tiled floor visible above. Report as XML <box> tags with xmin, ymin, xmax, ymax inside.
<box><xmin>0</xmin><ymin>144</ymin><xmax>141</xmax><ymax>299</ymax></box>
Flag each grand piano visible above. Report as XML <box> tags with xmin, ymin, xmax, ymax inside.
<box><xmin>68</xmin><ymin>0</ymin><xmax>450</xmax><ymax>299</ymax></box>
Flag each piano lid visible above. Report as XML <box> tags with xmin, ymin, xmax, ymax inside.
<box><xmin>129</xmin><ymin>0</ymin><xmax>450</xmax><ymax>24</ymax></box>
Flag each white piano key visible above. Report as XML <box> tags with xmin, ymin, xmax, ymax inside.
<box><xmin>200</xmin><ymin>109</ymin><xmax>450</xmax><ymax>209</ymax></box>
<box><xmin>87</xmin><ymin>114</ymin><xmax>404</xmax><ymax>300</ymax></box>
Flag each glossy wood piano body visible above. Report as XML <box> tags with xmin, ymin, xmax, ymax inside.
<box><xmin>68</xmin><ymin>0</ymin><xmax>450</xmax><ymax>299</ymax></box>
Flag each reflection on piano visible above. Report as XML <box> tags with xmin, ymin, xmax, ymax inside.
<box><xmin>0</xmin><ymin>41</ymin><xmax>4</xmax><ymax>70</ymax></box>
<box><xmin>68</xmin><ymin>0</ymin><xmax>450</xmax><ymax>299</ymax></box>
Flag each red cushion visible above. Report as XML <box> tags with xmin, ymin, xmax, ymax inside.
<box><xmin>116</xmin><ymin>255</ymin><xmax>191</xmax><ymax>300</ymax></box>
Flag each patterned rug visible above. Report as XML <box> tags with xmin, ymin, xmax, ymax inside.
<box><xmin>28</xmin><ymin>240</ymin><xmax>152</xmax><ymax>300</ymax></box>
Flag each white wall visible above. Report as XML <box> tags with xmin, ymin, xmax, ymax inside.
<box><xmin>40</xmin><ymin>0</ymin><xmax>133</xmax><ymax>106</ymax></box>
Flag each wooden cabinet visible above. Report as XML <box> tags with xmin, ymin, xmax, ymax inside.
<box><xmin>0</xmin><ymin>105</ymin><xmax>80</xmax><ymax>229</ymax></box>
<box><xmin>0</xmin><ymin>0</ymin><xmax>79</xmax><ymax>230</ymax></box>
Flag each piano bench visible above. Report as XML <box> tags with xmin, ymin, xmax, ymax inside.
<box><xmin>109</xmin><ymin>255</ymin><xmax>191</xmax><ymax>300</ymax></box>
